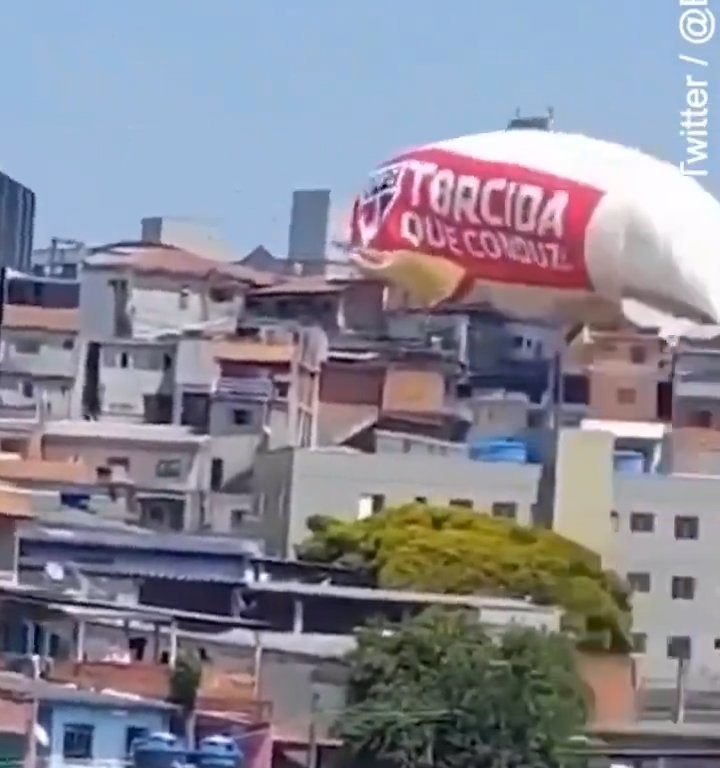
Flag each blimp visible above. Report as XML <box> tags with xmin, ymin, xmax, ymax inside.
<box><xmin>344</xmin><ymin>120</ymin><xmax>720</xmax><ymax>330</ymax></box>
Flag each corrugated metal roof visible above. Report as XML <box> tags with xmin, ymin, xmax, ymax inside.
<box><xmin>22</xmin><ymin>526</ymin><xmax>263</xmax><ymax>557</ymax></box>
<box><xmin>20</xmin><ymin>553</ymin><xmax>249</xmax><ymax>583</ymax></box>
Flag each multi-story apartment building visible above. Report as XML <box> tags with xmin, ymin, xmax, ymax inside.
<box><xmin>553</xmin><ymin>426</ymin><xmax>720</xmax><ymax>684</ymax></box>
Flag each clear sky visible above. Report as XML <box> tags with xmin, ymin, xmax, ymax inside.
<box><xmin>2</xmin><ymin>0</ymin><xmax>718</xmax><ymax>256</ymax></box>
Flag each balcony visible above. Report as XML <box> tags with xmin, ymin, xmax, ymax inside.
<box><xmin>674</xmin><ymin>373</ymin><xmax>720</xmax><ymax>400</ymax></box>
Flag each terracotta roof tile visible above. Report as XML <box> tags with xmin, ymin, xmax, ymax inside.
<box><xmin>249</xmin><ymin>276</ymin><xmax>345</xmax><ymax>297</ymax></box>
<box><xmin>87</xmin><ymin>245</ymin><xmax>275</xmax><ymax>286</ymax></box>
<box><xmin>3</xmin><ymin>305</ymin><xmax>79</xmax><ymax>333</ymax></box>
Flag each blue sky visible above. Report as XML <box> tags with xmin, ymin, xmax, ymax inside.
<box><xmin>2</xmin><ymin>0</ymin><xmax>718</xmax><ymax>255</ymax></box>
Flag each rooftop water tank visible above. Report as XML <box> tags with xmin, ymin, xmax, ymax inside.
<box><xmin>468</xmin><ymin>438</ymin><xmax>528</xmax><ymax>464</ymax></box>
<box><xmin>133</xmin><ymin>732</ymin><xmax>187</xmax><ymax>768</ymax></box>
<box><xmin>196</xmin><ymin>735</ymin><xmax>243</xmax><ymax>768</ymax></box>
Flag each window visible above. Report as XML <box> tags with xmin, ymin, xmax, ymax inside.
<box><xmin>610</xmin><ymin>510</ymin><xmax>620</xmax><ymax>532</ymax></box>
<box><xmin>630</xmin><ymin>512</ymin><xmax>655</xmax><ymax>533</ymax></box>
<box><xmin>107</xmin><ymin>456</ymin><xmax>130</xmax><ymax>472</ymax></box>
<box><xmin>617</xmin><ymin>387</ymin><xmax>637</xmax><ymax>405</ymax></box>
<box><xmin>449</xmin><ymin>498</ymin><xmax>473</xmax><ymax>509</ymax></box>
<box><xmin>232</xmin><ymin>408</ymin><xmax>251</xmax><ymax>426</ymax></box>
<box><xmin>211</xmin><ymin>458</ymin><xmax>224</xmax><ymax>491</ymax></box>
<box><xmin>672</xmin><ymin>576</ymin><xmax>696</xmax><ymax>600</ymax></box>
<box><xmin>179</xmin><ymin>286</ymin><xmax>190</xmax><ymax>310</ymax></box>
<box><xmin>492</xmin><ymin>502</ymin><xmax>517</xmax><ymax>519</ymax></box>
<box><xmin>627</xmin><ymin>572</ymin><xmax>651</xmax><ymax>593</ymax></box>
<box><xmin>163</xmin><ymin>353</ymin><xmax>172</xmax><ymax>371</ymax></box>
<box><xmin>632</xmin><ymin>633</ymin><xmax>647</xmax><ymax>654</ymax></box>
<box><xmin>155</xmin><ymin>459</ymin><xmax>182</xmax><ymax>479</ymax></box>
<box><xmin>402</xmin><ymin>438</ymin><xmax>412</xmax><ymax>454</ymax></box>
<box><xmin>274</xmin><ymin>381</ymin><xmax>290</xmax><ymax>399</ymax></box>
<box><xmin>63</xmin><ymin>723</ymin><xmax>94</xmax><ymax>759</ymax></box>
<box><xmin>667</xmin><ymin>636</ymin><xmax>692</xmax><ymax>660</ymax></box>
<box><xmin>126</xmin><ymin>726</ymin><xmax>148</xmax><ymax>756</ymax></box>
<box><xmin>62</xmin><ymin>338</ymin><xmax>74</xmax><ymax>350</ymax></box>
<box><xmin>231</xmin><ymin>509</ymin><xmax>248</xmax><ymax>530</ymax></box>
<box><xmin>630</xmin><ymin>345</ymin><xmax>647</xmax><ymax>364</ymax></box>
<box><xmin>675</xmin><ymin>515</ymin><xmax>699</xmax><ymax>540</ymax></box>
<box><xmin>209</xmin><ymin>286</ymin><xmax>233</xmax><ymax>303</ymax></box>
<box><xmin>119</xmin><ymin>351</ymin><xmax>129</xmax><ymax>369</ymax></box>
<box><xmin>358</xmin><ymin>493</ymin><xmax>385</xmax><ymax>520</ymax></box>
<box><xmin>14</xmin><ymin>339</ymin><xmax>41</xmax><ymax>354</ymax></box>
<box><xmin>21</xmin><ymin>381</ymin><xmax>34</xmax><ymax>399</ymax></box>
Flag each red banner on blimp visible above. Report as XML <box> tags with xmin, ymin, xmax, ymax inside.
<box><xmin>350</xmin><ymin>147</ymin><xmax>605</xmax><ymax>291</ymax></box>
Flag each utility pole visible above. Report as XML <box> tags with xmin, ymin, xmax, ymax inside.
<box><xmin>673</xmin><ymin>656</ymin><xmax>687</xmax><ymax>723</ymax></box>
<box><xmin>307</xmin><ymin>690</ymin><xmax>320</xmax><ymax>768</ymax></box>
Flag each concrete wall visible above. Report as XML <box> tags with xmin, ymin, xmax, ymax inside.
<box><xmin>286</xmin><ymin>449</ymin><xmax>540</xmax><ymax>556</ymax></box>
<box><xmin>44</xmin><ymin>703</ymin><xmax>169</xmax><ymax>768</ymax></box>
<box><xmin>0</xmin><ymin>329</ymin><xmax>78</xmax><ymax>379</ymax></box>
<box><xmin>0</xmin><ymin>374</ymin><xmax>72</xmax><ymax>418</ymax></box>
<box><xmin>259</xmin><ymin>653</ymin><xmax>346</xmax><ymax>742</ymax></box>
<box><xmin>553</xmin><ymin>429</ymin><xmax>615</xmax><ymax>564</ymax></box>
<box><xmin>98</xmin><ymin>342</ymin><xmax>175</xmax><ymax>420</ymax></box>
<box><xmin>250</xmin><ymin>448</ymin><xmax>295</xmax><ymax>556</ymax></box>
<box><xmin>42</xmin><ymin>437</ymin><xmax>210</xmax><ymax>493</ymax></box>
<box><xmin>80</xmin><ymin>268</ymin><xmax>243</xmax><ymax>341</ymax></box>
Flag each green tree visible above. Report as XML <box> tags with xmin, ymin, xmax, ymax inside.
<box><xmin>169</xmin><ymin>652</ymin><xmax>202</xmax><ymax>748</ymax></box>
<box><xmin>336</xmin><ymin>608</ymin><xmax>588</xmax><ymax>768</ymax></box>
<box><xmin>297</xmin><ymin>504</ymin><xmax>631</xmax><ymax>652</ymax></box>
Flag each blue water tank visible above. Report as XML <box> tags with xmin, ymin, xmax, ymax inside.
<box><xmin>196</xmin><ymin>735</ymin><xmax>243</xmax><ymax>768</ymax></box>
<box><xmin>613</xmin><ymin>450</ymin><xmax>645</xmax><ymax>474</ymax></box>
<box><xmin>468</xmin><ymin>439</ymin><xmax>528</xmax><ymax>464</ymax></box>
<box><xmin>133</xmin><ymin>732</ymin><xmax>187</xmax><ymax>768</ymax></box>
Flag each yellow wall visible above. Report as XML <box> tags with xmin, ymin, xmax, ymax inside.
<box><xmin>553</xmin><ymin>429</ymin><xmax>616</xmax><ymax>567</ymax></box>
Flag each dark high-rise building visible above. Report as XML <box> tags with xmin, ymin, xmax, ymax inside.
<box><xmin>287</xmin><ymin>189</ymin><xmax>330</xmax><ymax>267</ymax></box>
<box><xmin>0</xmin><ymin>172</ymin><xmax>35</xmax><ymax>271</ymax></box>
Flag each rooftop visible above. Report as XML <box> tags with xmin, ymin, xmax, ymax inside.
<box><xmin>22</xmin><ymin>524</ymin><xmax>263</xmax><ymax>558</ymax></box>
<box><xmin>248</xmin><ymin>276</ymin><xmax>346</xmax><ymax>297</ymax></box>
<box><xmin>42</xmin><ymin>420</ymin><xmax>209</xmax><ymax>445</ymax></box>
<box><xmin>0</xmin><ymin>671</ymin><xmax>175</xmax><ymax>710</ymax></box>
<box><xmin>85</xmin><ymin>243</ymin><xmax>275</xmax><ymax>286</ymax></box>
<box><xmin>212</xmin><ymin>339</ymin><xmax>295</xmax><ymax>364</ymax></box>
<box><xmin>0</xmin><ymin>457</ymin><xmax>112</xmax><ymax>487</ymax></box>
<box><xmin>581</xmin><ymin>419</ymin><xmax>667</xmax><ymax>440</ymax></box>
<box><xmin>247</xmin><ymin>581</ymin><xmax>561</xmax><ymax>615</ymax></box>
<box><xmin>2</xmin><ymin>305</ymin><xmax>79</xmax><ymax>333</ymax></box>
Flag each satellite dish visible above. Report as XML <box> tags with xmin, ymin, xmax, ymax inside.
<box><xmin>44</xmin><ymin>562</ymin><xmax>65</xmax><ymax>582</ymax></box>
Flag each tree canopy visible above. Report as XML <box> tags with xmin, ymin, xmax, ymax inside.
<box><xmin>297</xmin><ymin>504</ymin><xmax>631</xmax><ymax>652</ymax></box>
<box><xmin>336</xmin><ymin>608</ymin><xmax>588</xmax><ymax>768</ymax></box>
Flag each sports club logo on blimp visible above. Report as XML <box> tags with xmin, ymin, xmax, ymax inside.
<box><xmin>350</xmin><ymin>162</ymin><xmax>406</xmax><ymax>248</ymax></box>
